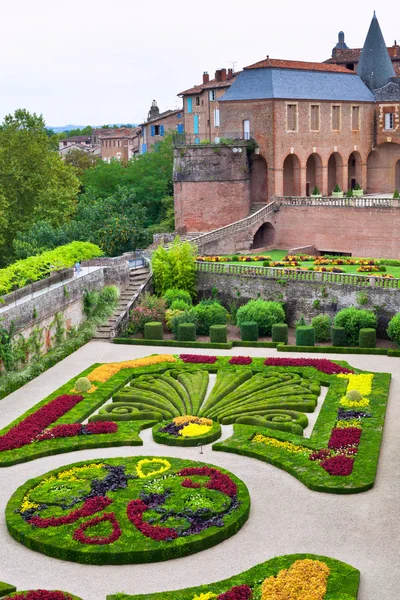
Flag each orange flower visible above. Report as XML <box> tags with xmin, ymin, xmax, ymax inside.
<box><xmin>88</xmin><ymin>355</ymin><xmax>176</xmax><ymax>383</ymax></box>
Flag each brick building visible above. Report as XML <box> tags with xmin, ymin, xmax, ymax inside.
<box><xmin>140</xmin><ymin>101</ymin><xmax>183</xmax><ymax>153</ymax></box>
<box><xmin>58</xmin><ymin>135</ymin><xmax>101</xmax><ymax>157</ymax></box>
<box><xmin>100</xmin><ymin>127</ymin><xmax>141</xmax><ymax>162</ymax></box>
<box><xmin>174</xmin><ymin>13</ymin><xmax>400</xmax><ymax>233</ymax></box>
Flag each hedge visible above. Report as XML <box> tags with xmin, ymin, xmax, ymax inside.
<box><xmin>272</xmin><ymin>323</ymin><xmax>288</xmax><ymax>344</ymax></box>
<box><xmin>144</xmin><ymin>322</ymin><xmax>163</xmax><ymax>341</ymax></box>
<box><xmin>277</xmin><ymin>345</ymin><xmax>389</xmax><ymax>355</ymax></box>
<box><xmin>177</xmin><ymin>323</ymin><xmax>196</xmax><ymax>342</ymax></box>
<box><xmin>210</xmin><ymin>324</ymin><xmax>227</xmax><ymax>343</ymax></box>
<box><xmin>0</xmin><ymin>583</ymin><xmax>16</xmax><ymax>598</ymax></box>
<box><xmin>359</xmin><ymin>328</ymin><xmax>376</xmax><ymax>348</ymax></box>
<box><xmin>332</xmin><ymin>326</ymin><xmax>347</xmax><ymax>347</ymax></box>
<box><xmin>113</xmin><ymin>338</ymin><xmax>233</xmax><ymax>349</ymax></box>
<box><xmin>240</xmin><ymin>321</ymin><xmax>258</xmax><ymax>341</ymax></box>
<box><xmin>296</xmin><ymin>326</ymin><xmax>315</xmax><ymax>346</ymax></box>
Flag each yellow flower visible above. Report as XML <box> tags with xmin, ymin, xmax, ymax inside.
<box><xmin>87</xmin><ymin>355</ymin><xmax>176</xmax><ymax>383</ymax></box>
<box><xmin>261</xmin><ymin>559</ymin><xmax>330</xmax><ymax>600</ymax></box>
<box><xmin>180</xmin><ymin>423</ymin><xmax>212</xmax><ymax>437</ymax></box>
<box><xmin>335</xmin><ymin>419</ymin><xmax>363</xmax><ymax>429</ymax></box>
<box><xmin>173</xmin><ymin>415</ymin><xmax>213</xmax><ymax>426</ymax></box>
<box><xmin>70</xmin><ymin>384</ymin><xmax>97</xmax><ymax>394</ymax></box>
<box><xmin>337</xmin><ymin>373</ymin><xmax>374</xmax><ymax>396</ymax></box>
<box><xmin>136</xmin><ymin>458</ymin><xmax>171</xmax><ymax>479</ymax></box>
<box><xmin>192</xmin><ymin>594</ymin><xmax>217</xmax><ymax>600</ymax></box>
<box><xmin>340</xmin><ymin>396</ymin><xmax>370</xmax><ymax>408</ymax></box>
<box><xmin>252</xmin><ymin>434</ymin><xmax>311</xmax><ymax>455</ymax></box>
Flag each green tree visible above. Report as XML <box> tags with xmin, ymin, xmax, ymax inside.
<box><xmin>0</xmin><ymin>109</ymin><xmax>80</xmax><ymax>265</ymax></box>
<box><xmin>64</xmin><ymin>148</ymin><xmax>100</xmax><ymax>180</ymax></box>
<box><xmin>152</xmin><ymin>237</ymin><xmax>197</xmax><ymax>296</ymax></box>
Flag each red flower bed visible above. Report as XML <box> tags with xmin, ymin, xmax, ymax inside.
<box><xmin>28</xmin><ymin>496</ymin><xmax>113</xmax><ymax>528</ymax></box>
<box><xmin>264</xmin><ymin>357</ymin><xmax>353</xmax><ymax>374</ymax></box>
<box><xmin>180</xmin><ymin>354</ymin><xmax>217</xmax><ymax>364</ymax></box>
<box><xmin>0</xmin><ymin>395</ymin><xmax>84</xmax><ymax>453</ymax></box>
<box><xmin>218</xmin><ymin>585</ymin><xmax>253</xmax><ymax>600</ymax></box>
<box><xmin>127</xmin><ymin>498</ymin><xmax>178</xmax><ymax>541</ymax></box>
<box><xmin>178</xmin><ymin>466</ymin><xmax>237</xmax><ymax>498</ymax></box>
<box><xmin>321</xmin><ymin>455</ymin><xmax>354</xmax><ymax>476</ymax></box>
<box><xmin>73</xmin><ymin>512</ymin><xmax>121</xmax><ymax>545</ymax></box>
<box><xmin>328</xmin><ymin>427</ymin><xmax>362</xmax><ymax>450</ymax></box>
<box><xmin>36</xmin><ymin>421</ymin><xmax>117</xmax><ymax>442</ymax></box>
<box><xmin>181</xmin><ymin>478</ymin><xmax>201</xmax><ymax>488</ymax></box>
<box><xmin>228</xmin><ymin>356</ymin><xmax>252</xmax><ymax>365</ymax></box>
<box><xmin>9</xmin><ymin>593</ymin><xmax>72</xmax><ymax>600</ymax></box>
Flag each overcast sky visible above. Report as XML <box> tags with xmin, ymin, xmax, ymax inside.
<box><xmin>0</xmin><ymin>0</ymin><xmax>398</xmax><ymax>127</ymax></box>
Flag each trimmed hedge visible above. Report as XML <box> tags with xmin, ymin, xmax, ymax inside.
<box><xmin>359</xmin><ymin>328</ymin><xmax>376</xmax><ymax>348</ymax></box>
<box><xmin>153</xmin><ymin>420</ymin><xmax>222</xmax><ymax>447</ymax></box>
<box><xmin>144</xmin><ymin>322</ymin><xmax>163</xmax><ymax>341</ymax></box>
<box><xmin>332</xmin><ymin>326</ymin><xmax>347</xmax><ymax>347</ymax></box>
<box><xmin>210</xmin><ymin>325</ymin><xmax>227</xmax><ymax>343</ymax></box>
<box><xmin>236</xmin><ymin>299</ymin><xmax>285</xmax><ymax>336</ymax></box>
<box><xmin>334</xmin><ymin>307</ymin><xmax>377</xmax><ymax>346</ymax></box>
<box><xmin>177</xmin><ymin>323</ymin><xmax>196</xmax><ymax>342</ymax></box>
<box><xmin>272</xmin><ymin>323</ymin><xmax>288</xmax><ymax>344</ymax></box>
<box><xmin>114</xmin><ymin>338</ymin><xmax>233</xmax><ymax>349</ymax></box>
<box><xmin>296</xmin><ymin>326</ymin><xmax>315</xmax><ymax>346</ymax></box>
<box><xmin>4</xmin><ymin>593</ymin><xmax>82</xmax><ymax>600</ymax></box>
<box><xmin>0</xmin><ymin>583</ymin><xmax>17</xmax><ymax>598</ymax></box>
<box><xmin>240</xmin><ymin>321</ymin><xmax>258</xmax><ymax>342</ymax></box>
<box><xmin>277</xmin><ymin>345</ymin><xmax>389</xmax><ymax>355</ymax></box>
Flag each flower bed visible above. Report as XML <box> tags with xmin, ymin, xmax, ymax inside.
<box><xmin>106</xmin><ymin>554</ymin><xmax>359</xmax><ymax>599</ymax></box>
<box><xmin>153</xmin><ymin>418</ymin><xmax>222</xmax><ymax>447</ymax></box>
<box><xmin>264</xmin><ymin>357</ymin><xmax>353</xmax><ymax>374</ymax></box>
<box><xmin>6</xmin><ymin>456</ymin><xmax>250</xmax><ymax>565</ymax></box>
<box><xmin>3</xmin><ymin>592</ymin><xmax>82</xmax><ymax>600</ymax></box>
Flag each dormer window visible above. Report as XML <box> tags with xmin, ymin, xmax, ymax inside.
<box><xmin>384</xmin><ymin>113</ymin><xmax>394</xmax><ymax>130</ymax></box>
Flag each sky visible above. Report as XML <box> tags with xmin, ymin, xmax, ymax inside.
<box><xmin>0</xmin><ymin>0</ymin><xmax>398</xmax><ymax>127</ymax></box>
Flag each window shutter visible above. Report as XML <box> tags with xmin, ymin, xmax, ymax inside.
<box><xmin>214</xmin><ymin>109</ymin><xmax>220</xmax><ymax>127</ymax></box>
<box><xmin>151</xmin><ymin>125</ymin><xmax>155</xmax><ymax>137</ymax></box>
<box><xmin>160</xmin><ymin>125</ymin><xmax>164</xmax><ymax>136</ymax></box>
<box><xmin>194</xmin><ymin>115</ymin><xmax>199</xmax><ymax>134</ymax></box>
<box><xmin>187</xmin><ymin>98</ymin><xmax>192</xmax><ymax>113</ymax></box>
<box><xmin>177</xmin><ymin>123</ymin><xmax>184</xmax><ymax>134</ymax></box>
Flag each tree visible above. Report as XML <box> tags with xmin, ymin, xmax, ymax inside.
<box><xmin>64</xmin><ymin>149</ymin><xmax>100</xmax><ymax>180</ymax></box>
<box><xmin>0</xmin><ymin>109</ymin><xmax>80</xmax><ymax>265</ymax></box>
<box><xmin>152</xmin><ymin>238</ymin><xmax>197</xmax><ymax>296</ymax></box>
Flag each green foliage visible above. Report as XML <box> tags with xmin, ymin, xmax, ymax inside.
<box><xmin>240</xmin><ymin>321</ymin><xmax>258</xmax><ymax>342</ymax></box>
<box><xmin>152</xmin><ymin>238</ymin><xmax>197</xmax><ymax>297</ymax></box>
<box><xmin>231</xmin><ymin>255</ymin><xmax>239</xmax><ymax>262</ymax></box>
<box><xmin>171</xmin><ymin>310</ymin><xmax>197</xmax><ymax>337</ymax></box>
<box><xmin>356</xmin><ymin>291</ymin><xmax>368</xmax><ymax>306</ymax></box>
<box><xmin>334</xmin><ymin>307</ymin><xmax>377</xmax><ymax>346</ymax></box>
<box><xmin>312</xmin><ymin>299</ymin><xmax>321</xmax><ymax>309</ymax></box>
<box><xmin>83</xmin><ymin>289</ymin><xmax>100</xmax><ymax>317</ymax></box>
<box><xmin>346</xmin><ymin>188</ymin><xmax>353</xmax><ymax>198</ymax></box>
<box><xmin>192</xmin><ymin>301</ymin><xmax>228</xmax><ymax>335</ymax></box>
<box><xmin>358</xmin><ymin>328</ymin><xmax>376</xmax><ymax>348</ymax></box>
<box><xmin>0</xmin><ymin>241</ymin><xmax>102</xmax><ymax>297</ymax></box>
<box><xmin>334</xmin><ymin>184</ymin><xmax>341</xmax><ymax>192</ymax></box>
<box><xmin>296</xmin><ymin>326</ymin><xmax>315</xmax><ymax>346</ymax></box>
<box><xmin>165</xmin><ymin>308</ymin><xmax>183</xmax><ymax>331</ymax></box>
<box><xmin>311</xmin><ymin>186</ymin><xmax>320</xmax><ymax>195</ymax></box>
<box><xmin>163</xmin><ymin>288</ymin><xmax>193</xmax><ymax>308</ymax></box>
<box><xmin>177</xmin><ymin>323</ymin><xmax>196</xmax><ymax>342</ymax></box>
<box><xmin>262</xmin><ymin>260</ymin><xmax>270</xmax><ymax>267</ymax></box>
<box><xmin>378</xmin><ymin>265</ymin><xmax>386</xmax><ymax>272</ymax></box>
<box><xmin>144</xmin><ymin>322</ymin><xmax>163</xmax><ymax>341</ymax></box>
<box><xmin>0</xmin><ymin>581</ymin><xmax>17</xmax><ymax>597</ymax></box>
<box><xmin>74</xmin><ymin>376</ymin><xmax>92</xmax><ymax>393</ymax></box>
<box><xmin>354</xmin><ymin>182</ymin><xmax>362</xmax><ymax>191</ymax></box>
<box><xmin>63</xmin><ymin>148</ymin><xmax>100</xmax><ymax>180</ymax></box>
<box><xmin>387</xmin><ymin>312</ymin><xmax>400</xmax><ymax>347</ymax></box>
<box><xmin>271</xmin><ymin>323</ymin><xmax>288</xmax><ymax>344</ymax></box>
<box><xmin>346</xmin><ymin>389</ymin><xmax>362</xmax><ymax>402</ymax></box>
<box><xmin>393</xmin><ymin>189</ymin><xmax>400</xmax><ymax>199</ymax></box>
<box><xmin>210</xmin><ymin>325</ymin><xmax>227</xmax><ymax>343</ymax></box>
<box><xmin>311</xmin><ymin>315</ymin><xmax>332</xmax><ymax>342</ymax></box>
<box><xmin>236</xmin><ymin>300</ymin><xmax>285</xmax><ymax>336</ymax></box>
<box><xmin>170</xmin><ymin>299</ymin><xmax>191</xmax><ymax>311</ymax></box>
<box><xmin>0</xmin><ymin>320</ymin><xmax>16</xmax><ymax>371</ymax></box>
<box><xmin>379</xmin><ymin>258</ymin><xmax>400</xmax><ymax>266</ymax></box>
<box><xmin>295</xmin><ymin>315</ymin><xmax>307</xmax><ymax>327</ymax></box>
<box><xmin>332</xmin><ymin>326</ymin><xmax>347</xmax><ymax>347</ymax></box>
<box><xmin>129</xmin><ymin>294</ymin><xmax>166</xmax><ymax>335</ymax></box>
<box><xmin>50</xmin><ymin>312</ymin><xmax>65</xmax><ymax>346</ymax></box>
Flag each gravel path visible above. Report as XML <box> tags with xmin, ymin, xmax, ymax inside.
<box><xmin>0</xmin><ymin>342</ymin><xmax>398</xmax><ymax>600</ymax></box>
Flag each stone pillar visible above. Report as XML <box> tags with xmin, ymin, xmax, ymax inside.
<box><xmin>342</xmin><ymin>164</ymin><xmax>349</xmax><ymax>192</ymax></box>
<box><xmin>273</xmin><ymin>168</ymin><xmax>284</xmax><ymax>197</ymax></box>
<box><xmin>300</xmin><ymin>167</ymin><xmax>307</xmax><ymax>196</ymax></box>
<box><xmin>361</xmin><ymin>162</ymin><xmax>368</xmax><ymax>191</ymax></box>
<box><xmin>321</xmin><ymin>165</ymin><xmax>329</xmax><ymax>196</ymax></box>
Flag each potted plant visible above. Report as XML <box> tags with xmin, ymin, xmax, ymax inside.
<box><xmin>332</xmin><ymin>184</ymin><xmax>343</xmax><ymax>198</ymax></box>
<box><xmin>346</xmin><ymin>188</ymin><xmax>353</xmax><ymax>198</ymax></box>
<box><xmin>311</xmin><ymin>186</ymin><xmax>322</xmax><ymax>199</ymax></box>
<box><xmin>393</xmin><ymin>189</ymin><xmax>400</xmax><ymax>199</ymax></box>
<box><xmin>353</xmin><ymin>182</ymin><xmax>364</xmax><ymax>197</ymax></box>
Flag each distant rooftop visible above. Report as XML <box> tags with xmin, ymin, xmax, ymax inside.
<box><xmin>244</xmin><ymin>57</ymin><xmax>353</xmax><ymax>73</ymax></box>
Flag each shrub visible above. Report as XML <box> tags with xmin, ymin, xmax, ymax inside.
<box><xmin>393</xmin><ymin>189</ymin><xmax>400</xmax><ymax>199</ymax></box>
<box><xmin>311</xmin><ymin>315</ymin><xmax>332</xmax><ymax>342</ymax></box>
<box><xmin>240</xmin><ymin>321</ymin><xmax>258</xmax><ymax>342</ymax></box>
<box><xmin>165</xmin><ymin>308</ymin><xmax>183</xmax><ymax>331</ymax></box>
<box><xmin>163</xmin><ymin>288</ymin><xmax>193</xmax><ymax>308</ymax></box>
<box><xmin>354</xmin><ymin>182</ymin><xmax>362</xmax><ymax>191</ymax></box>
<box><xmin>231</xmin><ymin>255</ymin><xmax>239</xmax><ymax>262</ymax></box>
<box><xmin>263</xmin><ymin>260</ymin><xmax>270</xmax><ymax>267</ymax></box>
<box><xmin>346</xmin><ymin>189</ymin><xmax>353</xmax><ymax>197</ymax></box>
<box><xmin>210</xmin><ymin>325</ymin><xmax>227</xmax><ymax>343</ymax></box>
<box><xmin>236</xmin><ymin>300</ymin><xmax>285</xmax><ymax>336</ymax></box>
<box><xmin>152</xmin><ymin>238</ymin><xmax>197</xmax><ymax>296</ymax></box>
<box><xmin>272</xmin><ymin>323</ymin><xmax>288</xmax><ymax>344</ymax></box>
<box><xmin>334</xmin><ymin>307</ymin><xmax>377</xmax><ymax>346</ymax></box>
<box><xmin>334</xmin><ymin>184</ymin><xmax>341</xmax><ymax>192</ymax></box>
<box><xmin>144</xmin><ymin>322</ymin><xmax>163</xmax><ymax>341</ymax></box>
<box><xmin>296</xmin><ymin>326</ymin><xmax>315</xmax><ymax>346</ymax></box>
<box><xmin>295</xmin><ymin>315</ymin><xmax>307</xmax><ymax>327</ymax></box>
<box><xmin>312</xmin><ymin>186</ymin><xmax>320</xmax><ymax>195</ymax></box>
<box><xmin>378</xmin><ymin>265</ymin><xmax>386</xmax><ymax>272</ymax></box>
<box><xmin>387</xmin><ymin>313</ymin><xmax>400</xmax><ymax>347</ymax></box>
<box><xmin>346</xmin><ymin>389</ymin><xmax>362</xmax><ymax>402</ymax></box>
<box><xmin>332</xmin><ymin>326</ymin><xmax>346</xmax><ymax>347</ymax></box>
<box><xmin>192</xmin><ymin>301</ymin><xmax>228</xmax><ymax>335</ymax></box>
<box><xmin>358</xmin><ymin>328</ymin><xmax>376</xmax><ymax>348</ymax></box>
<box><xmin>171</xmin><ymin>309</ymin><xmax>197</xmax><ymax>337</ymax></box>
<box><xmin>129</xmin><ymin>294</ymin><xmax>166</xmax><ymax>334</ymax></box>
<box><xmin>74</xmin><ymin>377</ymin><xmax>92</xmax><ymax>393</ymax></box>
<box><xmin>177</xmin><ymin>323</ymin><xmax>196</xmax><ymax>342</ymax></box>
<box><xmin>170</xmin><ymin>299</ymin><xmax>191</xmax><ymax>311</ymax></box>
<box><xmin>380</xmin><ymin>259</ymin><xmax>400</xmax><ymax>267</ymax></box>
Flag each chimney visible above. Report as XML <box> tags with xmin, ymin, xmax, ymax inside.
<box><xmin>227</xmin><ymin>68</ymin><xmax>233</xmax><ymax>80</ymax></box>
<box><xmin>221</xmin><ymin>68</ymin><xmax>227</xmax><ymax>81</ymax></box>
<box><xmin>215</xmin><ymin>69</ymin><xmax>222</xmax><ymax>82</ymax></box>
<box><xmin>203</xmin><ymin>71</ymin><xmax>209</xmax><ymax>84</ymax></box>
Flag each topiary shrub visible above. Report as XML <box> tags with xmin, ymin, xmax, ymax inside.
<box><xmin>312</xmin><ymin>186</ymin><xmax>320</xmax><ymax>195</ymax></box>
<box><xmin>231</xmin><ymin>255</ymin><xmax>239</xmax><ymax>262</ymax></box>
<box><xmin>393</xmin><ymin>189</ymin><xmax>400</xmax><ymax>199</ymax></box>
<box><xmin>311</xmin><ymin>314</ymin><xmax>332</xmax><ymax>342</ymax></box>
<box><xmin>334</xmin><ymin>307</ymin><xmax>377</xmax><ymax>346</ymax></box>
<box><xmin>236</xmin><ymin>300</ymin><xmax>285</xmax><ymax>336</ymax></box>
<box><xmin>144</xmin><ymin>321</ymin><xmax>163</xmax><ymax>341</ymax></box>
<box><xmin>192</xmin><ymin>301</ymin><xmax>228</xmax><ymax>335</ymax></box>
<box><xmin>170</xmin><ymin>299</ymin><xmax>191</xmax><ymax>311</ymax></box>
<box><xmin>74</xmin><ymin>377</ymin><xmax>92</xmax><ymax>393</ymax></box>
<box><xmin>334</xmin><ymin>184</ymin><xmax>341</xmax><ymax>193</ymax></box>
<box><xmin>380</xmin><ymin>258</ymin><xmax>400</xmax><ymax>266</ymax></box>
<box><xmin>346</xmin><ymin>389</ymin><xmax>362</xmax><ymax>402</ymax></box>
<box><xmin>296</xmin><ymin>326</ymin><xmax>315</xmax><ymax>346</ymax></box>
<box><xmin>163</xmin><ymin>289</ymin><xmax>193</xmax><ymax>308</ymax></box>
<box><xmin>332</xmin><ymin>326</ymin><xmax>346</xmax><ymax>347</ymax></box>
<box><xmin>387</xmin><ymin>312</ymin><xmax>400</xmax><ymax>347</ymax></box>
<box><xmin>272</xmin><ymin>323</ymin><xmax>288</xmax><ymax>344</ymax></box>
<box><xmin>210</xmin><ymin>325</ymin><xmax>227</xmax><ymax>343</ymax></box>
<box><xmin>177</xmin><ymin>323</ymin><xmax>196</xmax><ymax>342</ymax></box>
<box><xmin>171</xmin><ymin>309</ymin><xmax>197</xmax><ymax>337</ymax></box>
<box><xmin>263</xmin><ymin>261</ymin><xmax>270</xmax><ymax>267</ymax></box>
<box><xmin>240</xmin><ymin>321</ymin><xmax>258</xmax><ymax>342</ymax></box>
<box><xmin>359</xmin><ymin>328</ymin><xmax>376</xmax><ymax>348</ymax></box>
<box><xmin>378</xmin><ymin>265</ymin><xmax>386</xmax><ymax>272</ymax></box>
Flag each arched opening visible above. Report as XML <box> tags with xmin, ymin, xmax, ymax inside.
<box><xmin>306</xmin><ymin>153</ymin><xmax>323</xmax><ymax>195</ymax></box>
<box><xmin>253</xmin><ymin>222</ymin><xmax>276</xmax><ymax>249</ymax></box>
<box><xmin>396</xmin><ymin>160</ymin><xmax>400</xmax><ymax>191</ymax></box>
<box><xmin>283</xmin><ymin>154</ymin><xmax>301</xmax><ymax>196</ymax></box>
<box><xmin>250</xmin><ymin>155</ymin><xmax>268</xmax><ymax>204</ymax></box>
<box><xmin>367</xmin><ymin>143</ymin><xmax>400</xmax><ymax>194</ymax></box>
<box><xmin>328</xmin><ymin>152</ymin><xmax>343</xmax><ymax>195</ymax></box>
<box><xmin>348</xmin><ymin>151</ymin><xmax>362</xmax><ymax>190</ymax></box>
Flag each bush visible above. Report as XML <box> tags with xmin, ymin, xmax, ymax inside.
<box><xmin>165</xmin><ymin>308</ymin><xmax>183</xmax><ymax>331</ymax></box>
<box><xmin>359</xmin><ymin>328</ymin><xmax>376</xmax><ymax>348</ymax></box>
<box><xmin>144</xmin><ymin>322</ymin><xmax>163</xmax><ymax>341</ymax></box>
<box><xmin>240</xmin><ymin>321</ymin><xmax>258</xmax><ymax>342</ymax></box>
<box><xmin>236</xmin><ymin>300</ymin><xmax>285</xmax><ymax>336</ymax></box>
<box><xmin>332</xmin><ymin>326</ymin><xmax>346</xmax><ymax>347</ymax></box>
<box><xmin>311</xmin><ymin>315</ymin><xmax>332</xmax><ymax>342</ymax></box>
<box><xmin>129</xmin><ymin>294</ymin><xmax>166</xmax><ymax>334</ymax></box>
<box><xmin>231</xmin><ymin>255</ymin><xmax>239</xmax><ymax>262</ymax></box>
<box><xmin>312</xmin><ymin>186</ymin><xmax>320</xmax><ymax>195</ymax></box>
<box><xmin>296</xmin><ymin>326</ymin><xmax>315</xmax><ymax>346</ymax></box>
<box><xmin>163</xmin><ymin>288</ymin><xmax>193</xmax><ymax>308</ymax></box>
<box><xmin>152</xmin><ymin>238</ymin><xmax>197</xmax><ymax>296</ymax></box>
<box><xmin>387</xmin><ymin>313</ymin><xmax>400</xmax><ymax>347</ymax></box>
<box><xmin>272</xmin><ymin>323</ymin><xmax>288</xmax><ymax>344</ymax></box>
<box><xmin>171</xmin><ymin>309</ymin><xmax>197</xmax><ymax>337</ymax></box>
<box><xmin>295</xmin><ymin>315</ymin><xmax>307</xmax><ymax>327</ymax></box>
<box><xmin>393</xmin><ymin>189</ymin><xmax>400</xmax><ymax>199</ymax></box>
<box><xmin>378</xmin><ymin>265</ymin><xmax>386</xmax><ymax>272</ymax></box>
<box><xmin>334</xmin><ymin>307</ymin><xmax>377</xmax><ymax>346</ymax></box>
<box><xmin>346</xmin><ymin>389</ymin><xmax>362</xmax><ymax>402</ymax></box>
<box><xmin>74</xmin><ymin>377</ymin><xmax>92</xmax><ymax>393</ymax></box>
<box><xmin>170</xmin><ymin>299</ymin><xmax>191</xmax><ymax>311</ymax></box>
<box><xmin>210</xmin><ymin>325</ymin><xmax>227</xmax><ymax>343</ymax></box>
<box><xmin>192</xmin><ymin>301</ymin><xmax>228</xmax><ymax>335</ymax></box>
<box><xmin>334</xmin><ymin>184</ymin><xmax>341</xmax><ymax>192</ymax></box>
<box><xmin>263</xmin><ymin>261</ymin><xmax>270</xmax><ymax>267</ymax></box>
<box><xmin>177</xmin><ymin>323</ymin><xmax>196</xmax><ymax>342</ymax></box>
<box><xmin>380</xmin><ymin>259</ymin><xmax>400</xmax><ymax>267</ymax></box>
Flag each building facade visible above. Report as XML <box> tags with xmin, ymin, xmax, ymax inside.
<box><xmin>100</xmin><ymin>128</ymin><xmax>141</xmax><ymax>162</ymax></box>
<box><xmin>140</xmin><ymin>101</ymin><xmax>184</xmax><ymax>153</ymax></box>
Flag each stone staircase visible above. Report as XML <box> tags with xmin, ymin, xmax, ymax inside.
<box><xmin>93</xmin><ymin>266</ymin><xmax>150</xmax><ymax>341</ymax></box>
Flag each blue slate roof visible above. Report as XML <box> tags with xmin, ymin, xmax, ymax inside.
<box><xmin>357</xmin><ymin>14</ymin><xmax>395</xmax><ymax>91</ymax></box>
<box><xmin>219</xmin><ymin>68</ymin><xmax>375</xmax><ymax>103</ymax></box>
